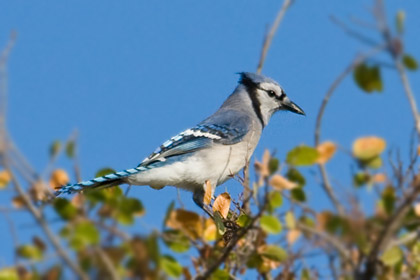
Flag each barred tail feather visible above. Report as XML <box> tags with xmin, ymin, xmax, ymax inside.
<box><xmin>55</xmin><ymin>166</ymin><xmax>148</xmax><ymax>196</ymax></box>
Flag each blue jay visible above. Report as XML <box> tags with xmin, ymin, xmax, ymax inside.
<box><xmin>56</xmin><ymin>72</ymin><xmax>304</xmax><ymax>211</ymax></box>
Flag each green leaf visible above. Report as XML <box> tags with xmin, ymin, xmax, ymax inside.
<box><xmin>353</xmin><ymin>172</ymin><xmax>370</xmax><ymax>187</ymax></box>
<box><xmin>382</xmin><ymin>186</ymin><xmax>395</xmax><ymax>215</ymax></box>
<box><xmin>360</xmin><ymin>156</ymin><xmax>383</xmax><ymax>169</ymax></box>
<box><xmin>260</xmin><ymin>245</ymin><xmax>287</xmax><ymax>262</ymax></box>
<box><xmin>213</xmin><ymin>211</ymin><xmax>226</xmax><ymax>235</ymax></box>
<box><xmin>0</xmin><ymin>268</ymin><xmax>19</xmax><ymax>280</ymax></box>
<box><xmin>396</xmin><ymin>10</ymin><xmax>405</xmax><ymax>34</ymax></box>
<box><xmin>49</xmin><ymin>140</ymin><xmax>61</xmax><ymax>158</ymax></box>
<box><xmin>286</xmin><ymin>168</ymin><xmax>306</xmax><ymax>188</ymax></box>
<box><xmin>402</xmin><ymin>54</ymin><xmax>418</xmax><ymax>71</ymax></box>
<box><xmin>70</xmin><ymin>221</ymin><xmax>100</xmax><ymax>250</ymax></box>
<box><xmin>16</xmin><ymin>245</ymin><xmax>43</xmax><ymax>260</ymax></box>
<box><xmin>260</xmin><ymin>215</ymin><xmax>282</xmax><ymax>234</ymax></box>
<box><xmin>163</xmin><ymin>201</ymin><xmax>175</xmax><ymax>228</ymax></box>
<box><xmin>115</xmin><ymin>197</ymin><xmax>144</xmax><ymax>225</ymax></box>
<box><xmin>301</xmin><ymin>268</ymin><xmax>311</xmax><ymax>280</ymax></box>
<box><xmin>291</xmin><ymin>188</ymin><xmax>306</xmax><ymax>202</ymax></box>
<box><xmin>268</xmin><ymin>158</ymin><xmax>279</xmax><ymax>175</ymax></box>
<box><xmin>160</xmin><ymin>255</ymin><xmax>182</xmax><ymax>278</ymax></box>
<box><xmin>210</xmin><ymin>269</ymin><xmax>231</xmax><ymax>280</ymax></box>
<box><xmin>300</xmin><ymin>216</ymin><xmax>315</xmax><ymax>228</ymax></box>
<box><xmin>162</xmin><ymin>230</ymin><xmax>190</xmax><ymax>253</ymax></box>
<box><xmin>286</xmin><ymin>145</ymin><xmax>319</xmax><ymax>166</ymax></box>
<box><xmin>146</xmin><ymin>233</ymin><xmax>160</xmax><ymax>264</ymax></box>
<box><xmin>65</xmin><ymin>140</ymin><xmax>75</xmax><ymax>158</ymax></box>
<box><xmin>269</xmin><ymin>191</ymin><xmax>283</xmax><ymax>209</ymax></box>
<box><xmin>53</xmin><ymin>198</ymin><xmax>78</xmax><ymax>220</ymax></box>
<box><xmin>237</xmin><ymin>213</ymin><xmax>252</xmax><ymax>228</ymax></box>
<box><xmin>95</xmin><ymin>167</ymin><xmax>116</xmax><ymax>178</ymax></box>
<box><xmin>381</xmin><ymin>246</ymin><xmax>403</xmax><ymax>266</ymax></box>
<box><xmin>246</xmin><ymin>253</ymin><xmax>263</xmax><ymax>269</ymax></box>
<box><xmin>353</xmin><ymin>63</ymin><xmax>383</xmax><ymax>93</ymax></box>
<box><xmin>285</xmin><ymin>211</ymin><xmax>296</xmax><ymax>229</ymax></box>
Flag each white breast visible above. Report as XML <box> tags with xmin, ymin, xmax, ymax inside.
<box><xmin>126</xmin><ymin>139</ymin><xmax>257</xmax><ymax>192</ymax></box>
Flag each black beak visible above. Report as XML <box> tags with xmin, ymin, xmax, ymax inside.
<box><xmin>283</xmin><ymin>97</ymin><xmax>305</xmax><ymax>115</ymax></box>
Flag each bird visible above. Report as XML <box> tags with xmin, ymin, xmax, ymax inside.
<box><xmin>55</xmin><ymin>72</ymin><xmax>305</xmax><ymax>213</ymax></box>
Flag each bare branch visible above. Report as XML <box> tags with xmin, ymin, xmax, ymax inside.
<box><xmin>93</xmin><ymin>246</ymin><xmax>120</xmax><ymax>280</ymax></box>
<box><xmin>3</xmin><ymin>161</ymin><xmax>89</xmax><ymax>279</ymax></box>
<box><xmin>256</xmin><ymin>0</ymin><xmax>294</xmax><ymax>74</ymax></box>
<box><xmin>314</xmin><ymin>45</ymin><xmax>385</xmax><ymax>217</ymax></box>
<box><xmin>0</xmin><ymin>31</ymin><xmax>17</xmax><ymax>128</ymax></box>
<box><xmin>297</xmin><ymin>222</ymin><xmax>356</xmax><ymax>270</ymax></box>
<box><xmin>330</xmin><ymin>16</ymin><xmax>378</xmax><ymax>47</ymax></box>
<box><xmin>361</xmin><ymin>176</ymin><xmax>420</xmax><ymax>279</ymax></box>
<box><xmin>395</xmin><ymin>60</ymin><xmax>420</xmax><ymax>137</ymax></box>
<box><xmin>198</xmin><ymin>188</ymin><xmax>269</xmax><ymax>279</ymax></box>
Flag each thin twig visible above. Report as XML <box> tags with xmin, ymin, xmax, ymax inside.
<box><xmin>93</xmin><ymin>246</ymin><xmax>120</xmax><ymax>280</ymax></box>
<box><xmin>297</xmin><ymin>222</ymin><xmax>356</xmax><ymax>270</ymax></box>
<box><xmin>395</xmin><ymin>60</ymin><xmax>420</xmax><ymax>137</ymax></box>
<box><xmin>314</xmin><ymin>45</ymin><xmax>385</xmax><ymax>217</ymax></box>
<box><xmin>361</xmin><ymin>176</ymin><xmax>420</xmax><ymax>279</ymax></box>
<box><xmin>330</xmin><ymin>16</ymin><xmax>378</xmax><ymax>47</ymax></box>
<box><xmin>0</xmin><ymin>31</ymin><xmax>17</xmax><ymax>128</ymax></box>
<box><xmin>256</xmin><ymin>0</ymin><xmax>294</xmax><ymax>74</ymax></box>
<box><xmin>198</xmin><ymin>188</ymin><xmax>269</xmax><ymax>279</ymax></box>
<box><xmin>373</xmin><ymin>0</ymin><xmax>420</xmax><ymax>138</ymax></box>
<box><xmin>0</xmin><ymin>209</ymin><xmax>20</xmax><ymax>265</ymax></box>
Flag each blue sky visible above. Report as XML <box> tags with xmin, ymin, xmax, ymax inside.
<box><xmin>1</xmin><ymin>0</ymin><xmax>420</xmax><ymax>272</ymax></box>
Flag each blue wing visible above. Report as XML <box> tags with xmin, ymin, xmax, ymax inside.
<box><xmin>139</xmin><ymin>116</ymin><xmax>250</xmax><ymax>167</ymax></box>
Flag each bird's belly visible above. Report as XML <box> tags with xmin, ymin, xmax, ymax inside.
<box><xmin>127</xmin><ymin>142</ymin><xmax>254</xmax><ymax>192</ymax></box>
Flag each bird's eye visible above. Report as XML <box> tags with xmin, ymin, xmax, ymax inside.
<box><xmin>267</xmin><ymin>90</ymin><xmax>276</xmax><ymax>97</ymax></box>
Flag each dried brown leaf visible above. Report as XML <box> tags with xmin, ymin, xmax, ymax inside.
<box><xmin>414</xmin><ymin>203</ymin><xmax>420</xmax><ymax>217</ymax></box>
<box><xmin>166</xmin><ymin>209</ymin><xmax>202</xmax><ymax>239</ymax></box>
<box><xmin>49</xmin><ymin>169</ymin><xmax>69</xmax><ymax>190</ymax></box>
<box><xmin>372</xmin><ymin>173</ymin><xmax>387</xmax><ymax>183</ymax></box>
<box><xmin>212</xmin><ymin>192</ymin><xmax>231</xmax><ymax>219</ymax></box>
<box><xmin>353</xmin><ymin>136</ymin><xmax>386</xmax><ymax>160</ymax></box>
<box><xmin>270</xmin><ymin>174</ymin><xmax>297</xmax><ymax>190</ymax></box>
<box><xmin>287</xmin><ymin>229</ymin><xmax>301</xmax><ymax>245</ymax></box>
<box><xmin>12</xmin><ymin>196</ymin><xmax>26</xmax><ymax>209</ymax></box>
<box><xmin>316</xmin><ymin>141</ymin><xmax>336</xmax><ymax>164</ymax></box>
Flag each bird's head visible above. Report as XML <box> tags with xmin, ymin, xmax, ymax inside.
<box><xmin>239</xmin><ymin>72</ymin><xmax>305</xmax><ymax>126</ymax></box>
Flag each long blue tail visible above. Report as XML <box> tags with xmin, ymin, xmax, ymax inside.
<box><xmin>55</xmin><ymin>166</ymin><xmax>149</xmax><ymax>196</ymax></box>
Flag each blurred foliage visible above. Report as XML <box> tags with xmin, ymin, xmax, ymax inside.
<box><xmin>1</xmin><ymin>3</ymin><xmax>420</xmax><ymax>280</ymax></box>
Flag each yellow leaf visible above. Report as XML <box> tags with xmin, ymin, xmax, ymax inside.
<box><xmin>203</xmin><ymin>180</ymin><xmax>212</xmax><ymax>205</ymax></box>
<box><xmin>0</xmin><ymin>170</ymin><xmax>11</xmax><ymax>189</ymax></box>
<box><xmin>166</xmin><ymin>209</ymin><xmax>203</xmax><ymax>240</ymax></box>
<box><xmin>270</xmin><ymin>175</ymin><xmax>297</xmax><ymax>190</ymax></box>
<box><xmin>203</xmin><ymin>218</ymin><xmax>217</xmax><ymax>241</ymax></box>
<box><xmin>316</xmin><ymin>141</ymin><xmax>336</xmax><ymax>164</ymax></box>
<box><xmin>353</xmin><ymin>136</ymin><xmax>386</xmax><ymax>160</ymax></box>
<box><xmin>49</xmin><ymin>169</ymin><xmax>69</xmax><ymax>190</ymax></box>
<box><xmin>287</xmin><ymin>229</ymin><xmax>301</xmax><ymax>245</ymax></box>
<box><xmin>212</xmin><ymin>192</ymin><xmax>231</xmax><ymax>219</ymax></box>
